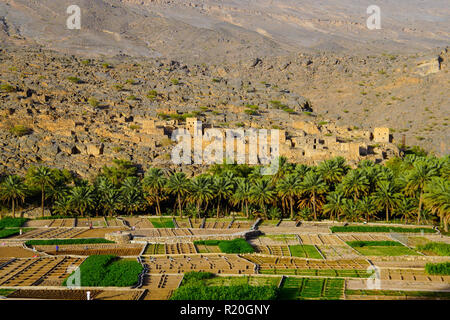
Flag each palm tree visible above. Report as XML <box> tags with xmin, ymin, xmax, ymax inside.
<box><xmin>120</xmin><ymin>177</ymin><xmax>146</xmax><ymax>216</ymax></box>
<box><xmin>342</xmin><ymin>199</ymin><xmax>361</xmax><ymax>222</ymax></box>
<box><xmin>213</xmin><ymin>175</ymin><xmax>234</xmax><ymax>218</ymax></box>
<box><xmin>357</xmin><ymin>196</ymin><xmax>378</xmax><ymax>222</ymax></box>
<box><xmin>249</xmin><ymin>178</ymin><xmax>276</xmax><ymax>219</ymax></box>
<box><xmin>372</xmin><ymin>180</ymin><xmax>400</xmax><ymax>222</ymax></box>
<box><xmin>317</xmin><ymin>158</ymin><xmax>346</xmax><ymax>187</ymax></box>
<box><xmin>143</xmin><ymin>168</ymin><xmax>167</xmax><ymax>216</ymax></box>
<box><xmin>423</xmin><ymin>177</ymin><xmax>449</xmax><ymax>231</ymax></box>
<box><xmin>232</xmin><ymin>178</ymin><xmax>252</xmax><ymax>218</ymax></box>
<box><xmin>28</xmin><ymin>166</ymin><xmax>54</xmax><ymax>217</ymax></box>
<box><xmin>189</xmin><ymin>175</ymin><xmax>215</xmax><ymax>220</ymax></box>
<box><xmin>166</xmin><ymin>172</ymin><xmax>190</xmax><ymax>218</ymax></box>
<box><xmin>298</xmin><ymin>172</ymin><xmax>328</xmax><ymax>220</ymax></box>
<box><xmin>52</xmin><ymin>196</ymin><xmax>73</xmax><ymax>217</ymax></box>
<box><xmin>340</xmin><ymin>170</ymin><xmax>369</xmax><ymax>201</ymax></box>
<box><xmin>394</xmin><ymin>198</ymin><xmax>417</xmax><ymax>224</ymax></box>
<box><xmin>404</xmin><ymin>161</ymin><xmax>438</xmax><ymax>224</ymax></box>
<box><xmin>95</xmin><ymin>177</ymin><xmax>119</xmax><ymax>217</ymax></box>
<box><xmin>69</xmin><ymin>186</ymin><xmax>95</xmax><ymax>217</ymax></box>
<box><xmin>0</xmin><ymin>175</ymin><xmax>28</xmax><ymax>218</ymax></box>
<box><xmin>277</xmin><ymin>174</ymin><xmax>301</xmax><ymax>220</ymax></box>
<box><xmin>323</xmin><ymin>191</ymin><xmax>345</xmax><ymax>221</ymax></box>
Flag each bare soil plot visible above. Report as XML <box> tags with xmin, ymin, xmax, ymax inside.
<box><xmin>77</xmin><ymin>218</ymin><xmax>107</xmax><ymax>228</ymax></box>
<box><xmin>49</xmin><ymin>219</ymin><xmax>75</xmax><ymax>228</ymax></box>
<box><xmin>242</xmin><ymin>255</ymin><xmax>370</xmax><ymax>272</ymax></box>
<box><xmin>13</xmin><ymin>228</ymin><xmax>86</xmax><ymax>239</ymax></box>
<box><xmin>141</xmin><ymin>254</ymin><xmax>255</xmax><ymax>275</ymax></box>
<box><xmin>22</xmin><ymin>220</ymin><xmax>51</xmax><ymax>228</ymax></box>
<box><xmin>105</xmin><ymin>218</ymin><xmax>124</xmax><ymax>227</ymax></box>
<box><xmin>94</xmin><ymin>290</ymin><xmax>143</xmax><ymax>300</ymax></box>
<box><xmin>0</xmin><ymin>246</ymin><xmax>41</xmax><ymax>258</ymax></box>
<box><xmin>143</xmin><ymin>243</ymin><xmax>197</xmax><ymax>255</ymax></box>
<box><xmin>204</xmin><ymin>220</ymin><xmax>230</xmax><ymax>229</ymax></box>
<box><xmin>230</xmin><ymin>221</ymin><xmax>253</xmax><ymax>229</ymax></box>
<box><xmin>318</xmin><ymin>245</ymin><xmax>361</xmax><ymax>259</ymax></box>
<box><xmin>36</xmin><ymin>243</ymin><xmax>144</xmax><ymax>256</ymax></box>
<box><xmin>338</xmin><ymin>234</ymin><xmax>393</xmax><ymax>242</ymax></box>
<box><xmin>255</xmin><ymin>245</ymin><xmax>291</xmax><ymax>256</ymax></box>
<box><xmin>299</xmin><ymin>234</ymin><xmax>345</xmax><ymax>246</ymax></box>
<box><xmin>74</xmin><ymin>227</ymin><xmax>126</xmax><ymax>238</ymax></box>
<box><xmin>141</xmin><ymin>274</ymin><xmax>182</xmax><ymax>300</ymax></box>
<box><xmin>7</xmin><ymin>289</ymin><xmax>102</xmax><ymax>300</ymax></box>
<box><xmin>123</xmin><ymin>217</ymin><xmax>154</xmax><ymax>229</ymax></box>
<box><xmin>0</xmin><ymin>257</ymin><xmax>84</xmax><ymax>286</ymax></box>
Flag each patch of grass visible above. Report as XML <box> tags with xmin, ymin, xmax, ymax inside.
<box><xmin>67</xmin><ymin>76</ymin><xmax>82</xmax><ymax>84</ymax></box>
<box><xmin>63</xmin><ymin>255</ymin><xmax>142</xmax><ymax>287</ymax></box>
<box><xmin>0</xmin><ymin>217</ymin><xmax>28</xmax><ymax>229</ymax></box>
<box><xmin>218</xmin><ymin>238</ymin><xmax>254</xmax><ymax>254</ymax></box>
<box><xmin>0</xmin><ymin>83</ymin><xmax>15</xmax><ymax>92</ymax></box>
<box><xmin>417</xmin><ymin>242</ymin><xmax>450</xmax><ymax>256</ymax></box>
<box><xmin>150</xmin><ymin>218</ymin><xmax>174</xmax><ymax>228</ymax></box>
<box><xmin>347</xmin><ymin>242</ymin><xmax>418</xmax><ymax>256</ymax></box>
<box><xmin>330</xmin><ymin>226</ymin><xmax>435</xmax><ymax>233</ymax></box>
<box><xmin>425</xmin><ymin>262</ymin><xmax>450</xmax><ymax>275</ymax></box>
<box><xmin>0</xmin><ymin>228</ymin><xmax>21</xmax><ymax>239</ymax></box>
<box><xmin>25</xmin><ymin>238</ymin><xmax>114</xmax><ymax>246</ymax></box>
<box><xmin>9</xmin><ymin>125</ymin><xmax>30</xmax><ymax>137</ymax></box>
<box><xmin>0</xmin><ymin>289</ymin><xmax>15</xmax><ymax>297</ymax></box>
<box><xmin>88</xmin><ymin>97</ymin><xmax>99</xmax><ymax>107</ymax></box>
<box><xmin>347</xmin><ymin>241</ymin><xmax>404</xmax><ymax>247</ymax></box>
<box><xmin>194</xmin><ymin>239</ymin><xmax>254</xmax><ymax>254</ymax></box>
<box><xmin>289</xmin><ymin>245</ymin><xmax>323</xmax><ymax>259</ymax></box>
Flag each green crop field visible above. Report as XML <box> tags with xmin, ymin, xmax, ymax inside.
<box><xmin>289</xmin><ymin>245</ymin><xmax>323</xmax><ymax>259</ymax></box>
<box><xmin>279</xmin><ymin>278</ymin><xmax>344</xmax><ymax>300</ymax></box>
<box><xmin>150</xmin><ymin>218</ymin><xmax>175</xmax><ymax>228</ymax></box>
<box><xmin>260</xmin><ymin>269</ymin><xmax>369</xmax><ymax>278</ymax></box>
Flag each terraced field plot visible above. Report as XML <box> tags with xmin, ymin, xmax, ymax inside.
<box><xmin>289</xmin><ymin>245</ymin><xmax>323</xmax><ymax>259</ymax></box>
<box><xmin>299</xmin><ymin>234</ymin><xmax>344</xmax><ymax>245</ymax></box>
<box><xmin>279</xmin><ymin>278</ymin><xmax>345</xmax><ymax>300</ymax></box>
<box><xmin>318</xmin><ymin>245</ymin><xmax>361</xmax><ymax>259</ymax></box>
<box><xmin>345</xmin><ymin>289</ymin><xmax>450</xmax><ymax>300</ymax></box>
<box><xmin>75</xmin><ymin>228</ymin><xmax>126</xmax><ymax>238</ymax></box>
<box><xmin>13</xmin><ymin>228</ymin><xmax>87</xmax><ymax>239</ymax></box>
<box><xmin>203</xmin><ymin>276</ymin><xmax>281</xmax><ymax>287</ymax></box>
<box><xmin>0</xmin><ymin>246</ymin><xmax>42</xmax><ymax>258</ymax></box>
<box><xmin>36</xmin><ymin>243</ymin><xmax>144</xmax><ymax>256</ymax></box>
<box><xmin>105</xmin><ymin>218</ymin><xmax>124</xmax><ymax>227</ymax></box>
<box><xmin>347</xmin><ymin>241</ymin><xmax>419</xmax><ymax>256</ymax></box>
<box><xmin>0</xmin><ymin>257</ymin><xmax>84</xmax><ymax>286</ymax></box>
<box><xmin>77</xmin><ymin>218</ymin><xmax>107</xmax><ymax>228</ymax></box>
<box><xmin>123</xmin><ymin>217</ymin><xmax>155</xmax><ymax>228</ymax></box>
<box><xmin>255</xmin><ymin>245</ymin><xmax>291</xmax><ymax>256</ymax></box>
<box><xmin>141</xmin><ymin>255</ymin><xmax>255</xmax><ymax>274</ymax></box>
<box><xmin>143</xmin><ymin>243</ymin><xmax>197</xmax><ymax>255</ymax></box>
<box><xmin>141</xmin><ymin>274</ymin><xmax>183</xmax><ymax>300</ymax></box>
<box><xmin>6</xmin><ymin>289</ymin><xmax>143</xmax><ymax>300</ymax></box>
<box><xmin>195</xmin><ymin>244</ymin><xmax>222</xmax><ymax>253</ymax></box>
<box><xmin>203</xmin><ymin>221</ymin><xmax>230</xmax><ymax>229</ymax></box>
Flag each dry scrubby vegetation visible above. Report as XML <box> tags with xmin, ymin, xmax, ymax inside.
<box><xmin>0</xmin><ymin>154</ymin><xmax>448</xmax><ymax>232</ymax></box>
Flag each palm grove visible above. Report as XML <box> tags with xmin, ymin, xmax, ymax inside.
<box><xmin>0</xmin><ymin>153</ymin><xmax>449</xmax><ymax>231</ymax></box>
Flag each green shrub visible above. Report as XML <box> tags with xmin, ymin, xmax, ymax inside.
<box><xmin>25</xmin><ymin>238</ymin><xmax>114</xmax><ymax>246</ymax></box>
<box><xmin>88</xmin><ymin>98</ymin><xmax>99</xmax><ymax>107</ymax></box>
<box><xmin>171</xmin><ymin>79</ymin><xmax>180</xmax><ymax>85</ymax></box>
<box><xmin>0</xmin><ymin>83</ymin><xmax>15</xmax><ymax>92</ymax></box>
<box><xmin>63</xmin><ymin>255</ymin><xmax>142</xmax><ymax>287</ymax></box>
<box><xmin>126</xmin><ymin>95</ymin><xmax>137</xmax><ymax>101</ymax></box>
<box><xmin>418</xmin><ymin>243</ymin><xmax>450</xmax><ymax>256</ymax></box>
<box><xmin>330</xmin><ymin>226</ymin><xmax>435</xmax><ymax>233</ymax></box>
<box><xmin>67</xmin><ymin>76</ymin><xmax>82</xmax><ymax>84</ymax></box>
<box><xmin>425</xmin><ymin>262</ymin><xmax>450</xmax><ymax>275</ymax></box>
<box><xmin>9</xmin><ymin>125</ymin><xmax>30</xmax><ymax>137</ymax></box>
<box><xmin>182</xmin><ymin>271</ymin><xmax>214</xmax><ymax>285</ymax></box>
